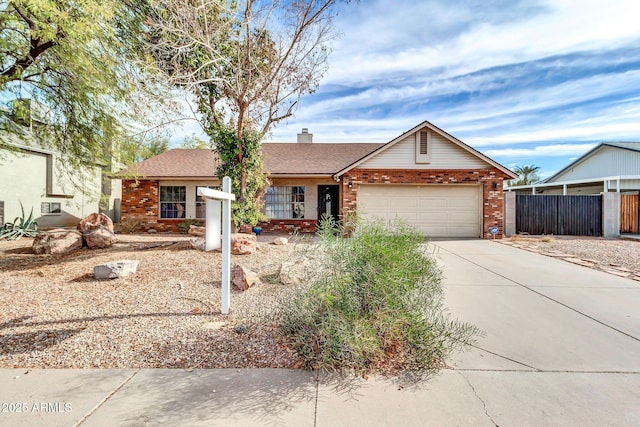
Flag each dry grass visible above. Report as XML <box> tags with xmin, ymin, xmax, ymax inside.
<box><xmin>0</xmin><ymin>233</ymin><xmax>306</xmax><ymax>369</ymax></box>
<box><xmin>507</xmin><ymin>234</ymin><xmax>555</xmax><ymax>243</ymax></box>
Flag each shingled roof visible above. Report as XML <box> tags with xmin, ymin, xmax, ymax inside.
<box><xmin>120</xmin><ymin>149</ymin><xmax>219</xmax><ymax>178</ymax></box>
<box><xmin>120</xmin><ymin>143</ymin><xmax>384</xmax><ymax>178</ymax></box>
<box><xmin>263</xmin><ymin>143</ymin><xmax>383</xmax><ymax>175</ymax></box>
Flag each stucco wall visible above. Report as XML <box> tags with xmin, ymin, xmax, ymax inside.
<box><xmin>0</xmin><ymin>148</ymin><xmax>101</xmax><ymax>228</ymax></box>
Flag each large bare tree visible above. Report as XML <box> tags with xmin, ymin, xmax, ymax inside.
<box><xmin>147</xmin><ymin>0</ymin><xmax>346</xmax><ymax>206</ymax></box>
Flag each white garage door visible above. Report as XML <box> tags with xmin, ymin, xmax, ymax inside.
<box><xmin>358</xmin><ymin>185</ymin><xmax>481</xmax><ymax>238</ymax></box>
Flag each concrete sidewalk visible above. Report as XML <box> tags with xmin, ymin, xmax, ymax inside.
<box><xmin>2</xmin><ymin>240</ymin><xmax>640</xmax><ymax>426</ymax></box>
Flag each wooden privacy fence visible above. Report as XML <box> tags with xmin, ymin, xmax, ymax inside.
<box><xmin>620</xmin><ymin>194</ymin><xmax>640</xmax><ymax>234</ymax></box>
<box><xmin>516</xmin><ymin>195</ymin><xmax>602</xmax><ymax>236</ymax></box>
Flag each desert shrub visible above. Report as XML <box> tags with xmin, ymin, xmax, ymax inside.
<box><xmin>277</xmin><ymin>217</ymin><xmax>480</xmax><ymax>375</ymax></box>
<box><xmin>116</xmin><ymin>218</ymin><xmax>142</xmax><ymax>234</ymax></box>
<box><xmin>178</xmin><ymin>218</ymin><xmax>203</xmax><ymax>234</ymax></box>
<box><xmin>0</xmin><ymin>202</ymin><xmax>38</xmax><ymax>240</ymax></box>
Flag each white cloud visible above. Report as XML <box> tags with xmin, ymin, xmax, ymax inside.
<box><xmin>325</xmin><ymin>0</ymin><xmax>640</xmax><ymax>85</ymax></box>
<box><xmin>485</xmin><ymin>143</ymin><xmax>597</xmax><ymax>158</ymax></box>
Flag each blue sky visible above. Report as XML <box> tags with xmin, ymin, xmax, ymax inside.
<box><xmin>178</xmin><ymin>0</ymin><xmax>640</xmax><ymax>179</ymax></box>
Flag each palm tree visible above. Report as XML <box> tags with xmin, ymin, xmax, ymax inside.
<box><xmin>512</xmin><ymin>165</ymin><xmax>541</xmax><ymax>186</ymax></box>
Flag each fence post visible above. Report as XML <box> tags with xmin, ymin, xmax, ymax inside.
<box><xmin>601</xmin><ymin>192</ymin><xmax>620</xmax><ymax>238</ymax></box>
<box><xmin>504</xmin><ymin>191</ymin><xmax>516</xmax><ymax>236</ymax></box>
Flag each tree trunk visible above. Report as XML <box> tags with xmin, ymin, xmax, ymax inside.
<box><xmin>236</xmin><ymin>108</ymin><xmax>246</xmax><ymax>202</ymax></box>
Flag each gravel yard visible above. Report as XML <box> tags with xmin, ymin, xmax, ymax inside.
<box><xmin>500</xmin><ymin>236</ymin><xmax>640</xmax><ymax>280</ymax></box>
<box><xmin>2</xmin><ymin>233</ymin><xmax>639</xmax><ymax>370</ymax></box>
<box><xmin>0</xmin><ymin>233</ymin><xmax>309</xmax><ymax>369</ymax></box>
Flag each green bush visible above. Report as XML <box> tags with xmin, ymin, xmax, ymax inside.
<box><xmin>0</xmin><ymin>202</ymin><xmax>38</xmax><ymax>240</ymax></box>
<box><xmin>277</xmin><ymin>217</ymin><xmax>480</xmax><ymax>375</ymax></box>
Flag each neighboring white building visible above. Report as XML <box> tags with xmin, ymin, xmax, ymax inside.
<box><xmin>0</xmin><ymin>135</ymin><xmax>121</xmax><ymax>229</ymax></box>
<box><xmin>508</xmin><ymin>142</ymin><xmax>640</xmax><ymax>195</ymax></box>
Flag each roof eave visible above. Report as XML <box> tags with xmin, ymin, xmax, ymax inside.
<box><xmin>267</xmin><ymin>173</ymin><xmax>336</xmax><ymax>178</ymax></box>
<box><xmin>119</xmin><ymin>175</ymin><xmax>219</xmax><ymax>180</ymax></box>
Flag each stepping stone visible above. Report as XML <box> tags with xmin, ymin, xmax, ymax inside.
<box><xmin>610</xmin><ymin>265</ymin><xmax>632</xmax><ymax>272</ymax></box>
<box><xmin>601</xmin><ymin>268</ymin><xmax>631</xmax><ymax>277</ymax></box>
<box><xmin>563</xmin><ymin>258</ymin><xmax>594</xmax><ymax>267</ymax></box>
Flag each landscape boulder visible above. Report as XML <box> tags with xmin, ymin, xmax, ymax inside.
<box><xmin>32</xmin><ymin>229</ymin><xmax>83</xmax><ymax>255</ymax></box>
<box><xmin>231</xmin><ymin>233</ymin><xmax>257</xmax><ymax>255</ymax></box>
<box><xmin>190</xmin><ymin>237</ymin><xmax>206</xmax><ymax>251</ymax></box>
<box><xmin>94</xmin><ymin>260</ymin><xmax>140</xmax><ymax>280</ymax></box>
<box><xmin>272</xmin><ymin>237</ymin><xmax>288</xmax><ymax>245</ymax></box>
<box><xmin>83</xmin><ymin>225</ymin><xmax>116</xmax><ymax>249</ymax></box>
<box><xmin>77</xmin><ymin>212</ymin><xmax>114</xmax><ymax>233</ymax></box>
<box><xmin>77</xmin><ymin>212</ymin><xmax>116</xmax><ymax>249</ymax></box>
<box><xmin>231</xmin><ymin>263</ymin><xmax>260</xmax><ymax>291</ymax></box>
<box><xmin>278</xmin><ymin>254</ymin><xmax>320</xmax><ymax>286</ymax></box>
<box><xmin>188</xmin><ymin>225</ymin><xmax>206</xmax><ymax>236</ymax></box>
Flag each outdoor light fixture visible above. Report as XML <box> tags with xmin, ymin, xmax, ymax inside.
<box><xmin>348</xmin><ymin>181</ymin><xmax>353</xmax><ymax>189</ymax></box>
<box><xmin>492</xmin><ymin>182</ymin><xmax>498</xmax><ymax>190</ymax></box>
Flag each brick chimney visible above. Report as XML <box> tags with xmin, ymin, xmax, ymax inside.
<box><xmin>297</xmin><ymin>128</ymin><xmax>313</xmax><ymax>143</ymax></box>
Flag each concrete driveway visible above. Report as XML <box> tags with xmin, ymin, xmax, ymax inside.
<box><xmin>434</xmin><ymin>239</ymin><xmax>640</xmax><ymax>426</ymax></box>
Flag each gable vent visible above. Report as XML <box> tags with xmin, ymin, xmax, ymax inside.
<box><xmin>419</xmin><ymin>130</ymin><xmax>429</xmax><ymax>155</ymax></box>
<box><xmin>415</xmin><ymin>129</ymin><xmax>432</xmax><ymax>164</ymax></box>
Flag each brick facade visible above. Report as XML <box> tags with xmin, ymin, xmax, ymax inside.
<box><xmin>341</xmin><ymin>168</ymin><xmax>509</xmax><ymax>238</ymax></box>
<box><xmin>123</xmin><ymin>167</ymin><xmax>509</xmax><ymax>237</ymax></box>
<box><xmin>121</xmin><ymin>179</ymin><xmax>182</xmax><ymax>232</ymax></box>
<box><xmin>122</xmin><ymin>179</ymin><xmax>319</xmax><ymax>234</ymax></box>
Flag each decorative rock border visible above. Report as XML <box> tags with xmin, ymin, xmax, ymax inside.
<box><xmin>498</xmin><ymin>240</ymin><xmax>640</xmax><ymax>282</ymax></box>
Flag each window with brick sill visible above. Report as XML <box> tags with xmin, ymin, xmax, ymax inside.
<box><xmin>160</xmin><ymin>186</ymin><xmax>186</xmax><ymax>219</ymax></box>
<box><xmin>265</xmin><ymin>186</ymin><xmax>305</xmax><ymax>219</ymax></box>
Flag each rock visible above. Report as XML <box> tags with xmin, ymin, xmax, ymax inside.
<box><xmin>188</xmin><ymin>225</ymin><xmax>206</xmax><ymax>236</ymax></box>
<box><xmin>94</xmin><ymin>260</ymin><xmax>140</xmax><ymax>280</ymax></box>
<box><xmin>202</xmin><ymin>321</ymin><xmax>226</xmax><ymax>330</ymax></box>
<box><xmin>279</xmin><ymin>257</ymin><xmax>315</xmax><ymax>286</ymax></box>
<box><xmin>231</xmin><ymin>263</ymin><xmax>260</xmax><ymax>291</ymax></box>
<box><xmin>231</xmin><ymin>233</ymin><xmax>257</xmax><ymax>255</ymax></box>
<box><xmin>32</xmin><ymin>229</ymin><xmax>83</xmax><ymax>255</ymax></box>
<box><xmin>272</xmin><ymin>237</ymin><xmax>288</xmax><ymax>245</ymax></box>
<box><xmin>83</xmin><ymin>225</ymin><xmax>116</xmax><ymax>249</ymax></box>
<box><xmin>77</xmin><ymin>212</ymin><xmax>114</xmax><ymax>233</ymax></box>
<box><xmin>190</xmin><ymin>237</ymin><xmax>206</xmax><ymax>251</ymax></box>
<box><xmin>147</xmin><ymin>228</ymin><xmax>157</xmax><ymax>234</ymax></box>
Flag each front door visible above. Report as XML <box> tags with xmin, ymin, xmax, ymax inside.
<box><xmin>318</xmin><ymin>185</ymin><xmax>340</xmax><ymax>223</ymax></box>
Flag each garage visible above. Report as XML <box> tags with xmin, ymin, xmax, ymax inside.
<box><xmin>358</xmin><ymin>184</ymin><xmax>481</xmax><ymax>238</ymax></box>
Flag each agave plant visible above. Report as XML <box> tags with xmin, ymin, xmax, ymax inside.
<box><xmin>0</xmin><ymin>202</ymin><xmax>39</xmax><ymax>240</ymax></box>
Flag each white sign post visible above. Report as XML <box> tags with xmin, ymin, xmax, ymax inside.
<box><xmin>197</xmin><ymin>176</ymin><xmax>236</xmax><ymax>314</ymax></box>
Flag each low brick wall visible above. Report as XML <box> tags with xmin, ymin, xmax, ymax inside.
<box><xmin>258</xmin><ymin>219</ymin><xmax>318</xmax><ymax>233</ymax></box>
